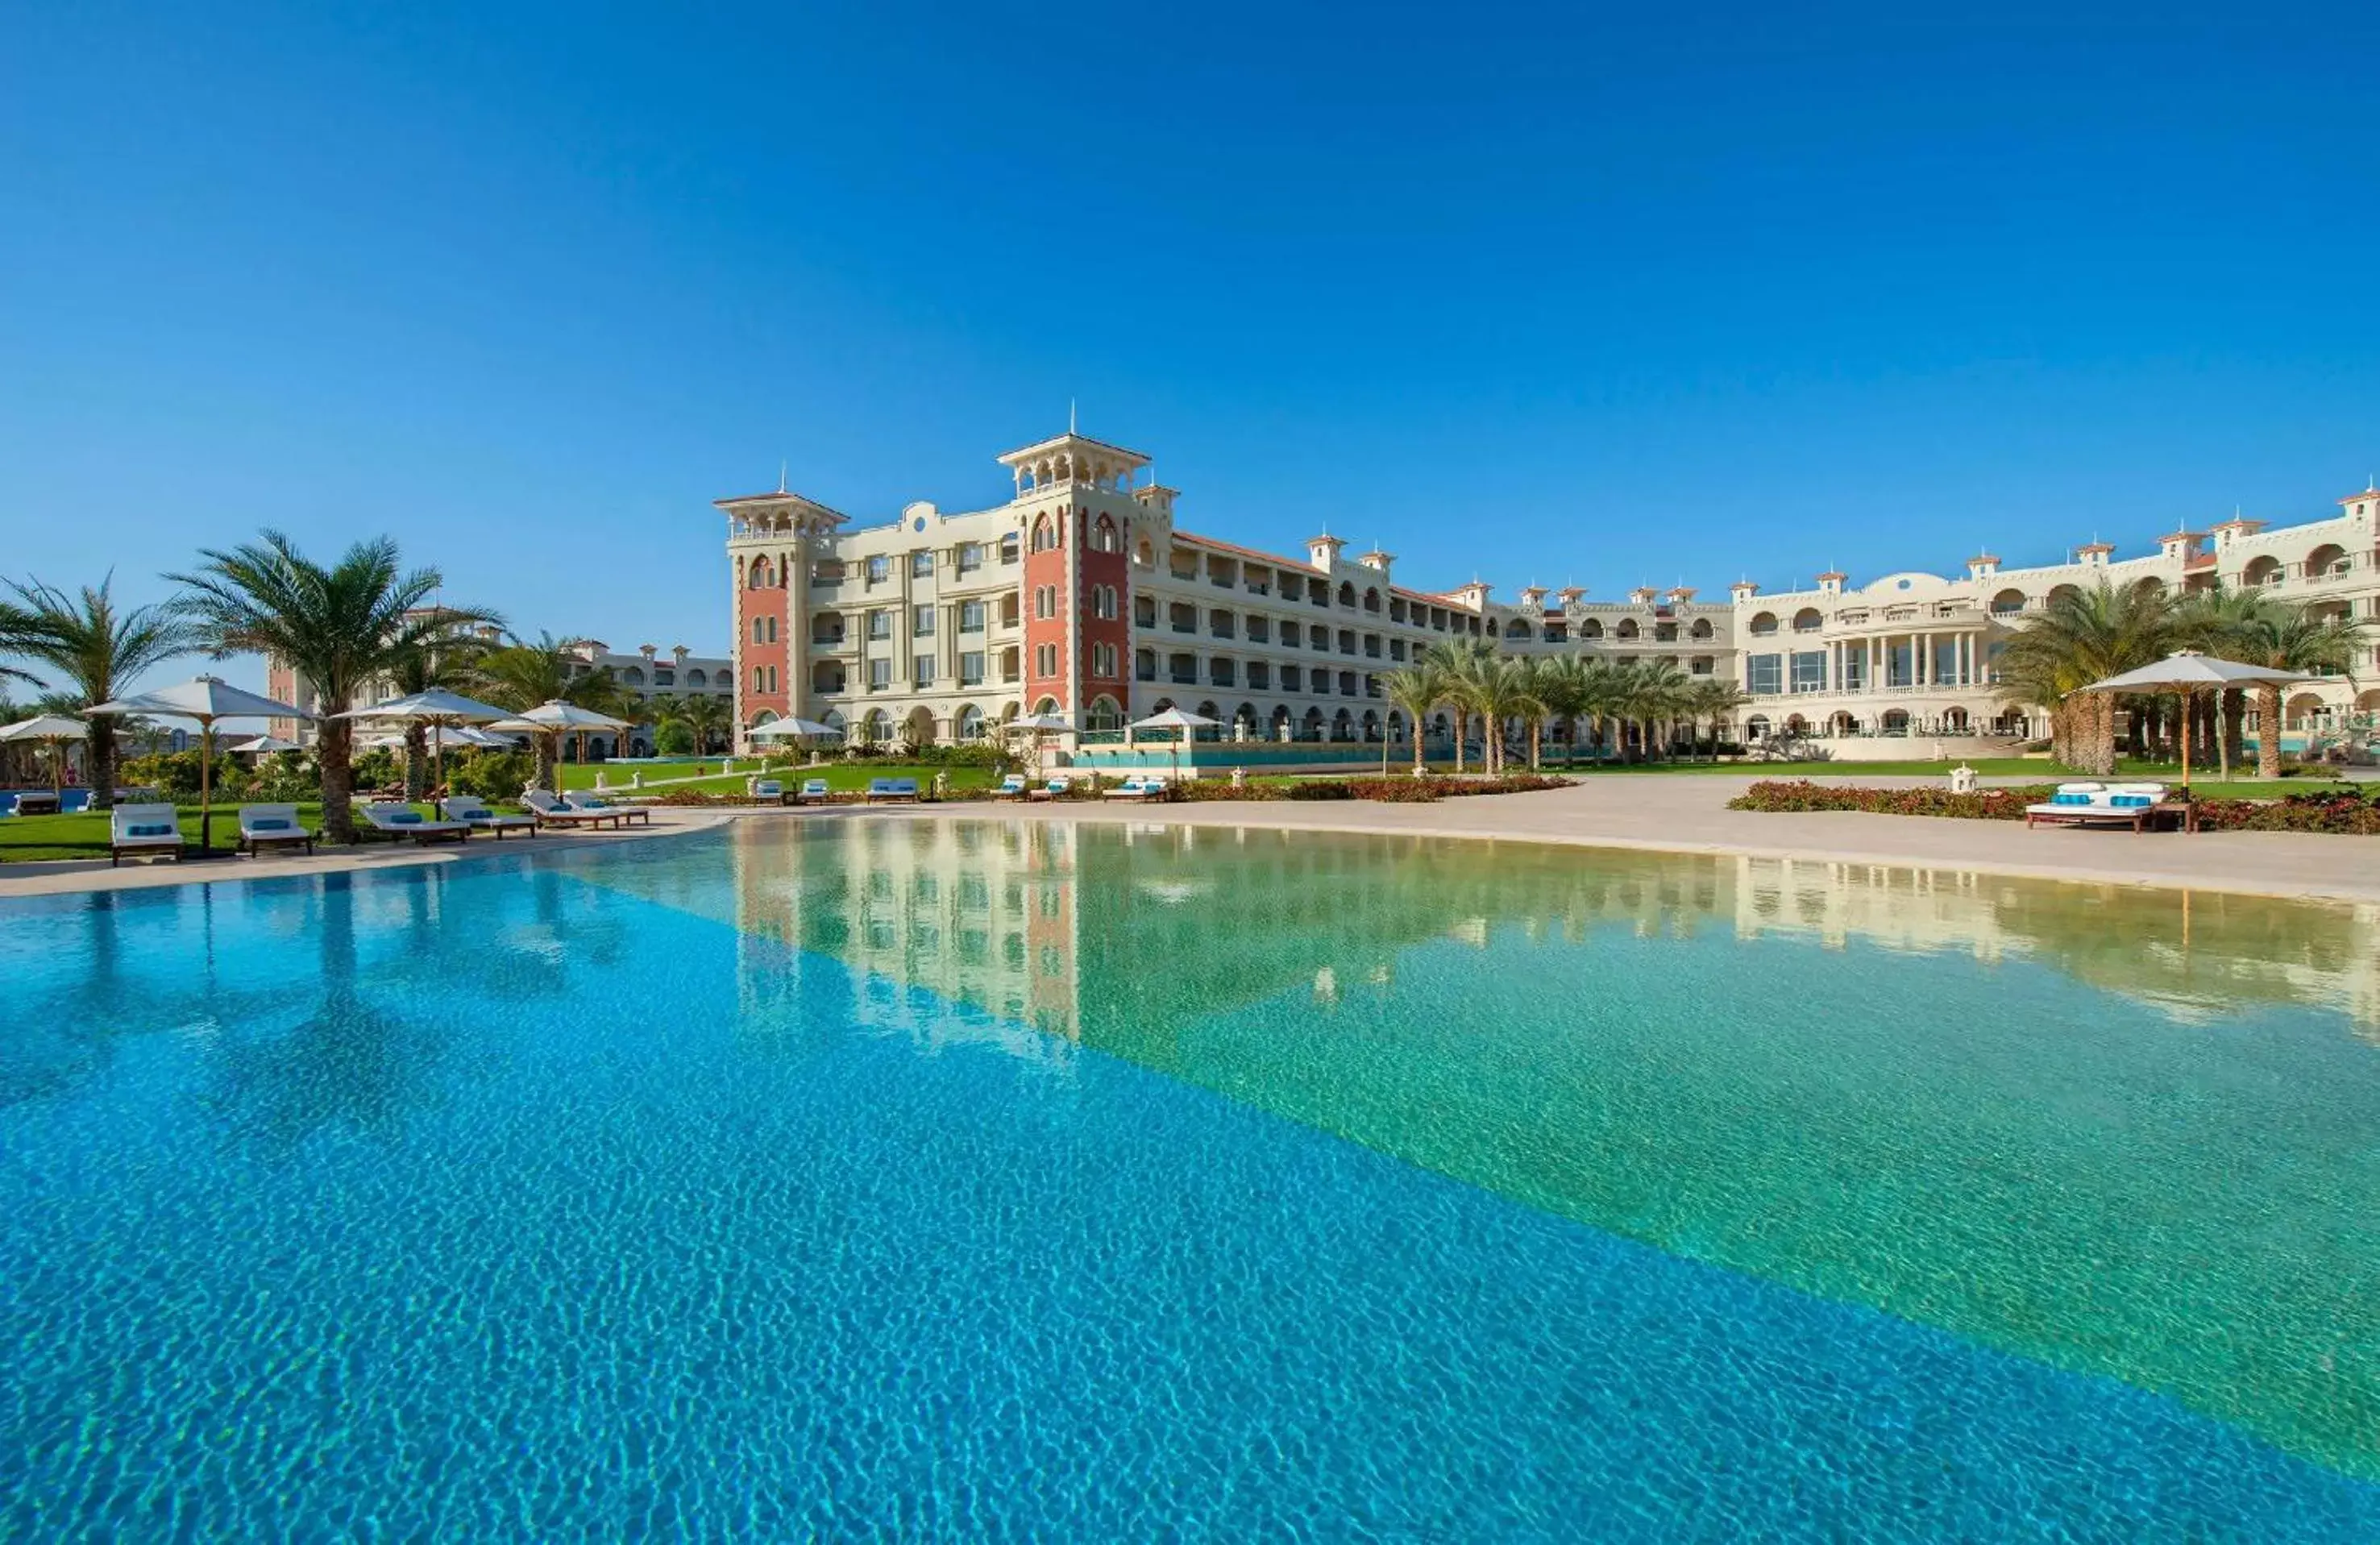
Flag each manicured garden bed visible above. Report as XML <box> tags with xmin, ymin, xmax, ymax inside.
<box><xmin>1729</xmin><ymin>780</ymin><xmax>2380</xmax><ymax>834</ymax></box>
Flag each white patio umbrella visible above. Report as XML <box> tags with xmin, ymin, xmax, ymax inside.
<box><xmin>1131</xmin><ymin>707</ymin><xmax>1219</xmax><ymax>783</ymax></box>
<box><xmin>747</xmin><ymin>716</ymin><xmax>843</xmax><ymax>758</ymax></box>
<box><xmin>334</xmin><ymin>687</ymin><xmax>515</xmax><ymax>796</ymax></box>
<box><xmin>2075</xmin><ymin>650</ymin><xmax>2307</xmax><ymax>789</ymax></box>
<box><xmin>225</xmin><ymin>733</ymin><xmax>302</xmax><ymax>758</ymax></box>
<box><xmin>440</xmin><ymin>724</ymin><xmax>521</xmax><ymax>750</ymax></box>
<box><xmin>485</xmin><ymin>700</ymin><xmax>634</xmax><ymax>790</ymax></box>
<box><xmin>1005</xmin><ymin>711</ymin><xmax>1074</xmax><ymax>778</ymax></box>
<box><xmin>0</xmin><ymin>714</ymin><xmax>89</xmax><ymax>802</ymax></box>
<box><xmin>87</xmin><ymin>675</ymin><xmax>312</xmax><ymax>853</ymax></box>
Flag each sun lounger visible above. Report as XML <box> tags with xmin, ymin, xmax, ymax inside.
<box><xmin>753</xmin><ymin>778</ymin><xmax>788</xmax><ymax>805</ymax></box>
<box><xmin>1026</xmin><ymin>777</ymin><xmax>1073</xmax><ymax>802</ymax></box>
<box><xmin>110</xmin><ymin>803</ymin><xmax>184</xmax><ymax>865</ymax></box>
<box><xmin>795</xmin><ymin>778</ymin><xmax>831</xmax><ymax>804</ymax></box>
<box><xmin>865</xmin><ymin>777</ymin><xmax>920</xmax><ymax>804</ymax></box>
<box><xmin>362</xmin><ymin>803</ymin><xmax>472</xmax><ymax>844</ymax></box>
<box><xmin>1103</xmin><ymin>775</ymin><xmax>1168</xmax><ymax>800</ymax></box>
<box><xmin>442</xmin><ymin>795</ymin><xmax>535</xmax><ymax>839</ymax></box>
<box><xmin>565</xmin><ymin>794</ymin><xmax>651</xmax><ymax>826</ymax></box>
<box><xmin>2025</xmin><ymin>782</ymin><xmax>2189</xmax><ymax>833</ymax></box>
<box><xmin>522</xmin><ymin>790</ymin><xmax>622</xmax><ymax>829</ymax></box>
<box><xmin>237</xmin><ymin>803</ymin><xmax>314</xmax><ymax>858</ymax></box>
<box><xmin>991</xmin><ymin>774</ymin><xmax>1028</xmax><ymax>799</ymax></box>
<box><xmin>13</xmin><ymin>790</ymin><xmax>62</xmax><ymax>817</ymax></box>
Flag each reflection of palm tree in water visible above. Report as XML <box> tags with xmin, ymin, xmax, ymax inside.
<box><xmin>0</xmin><ymin>894</ymin><xmax>134</xmax><ymax>1107</ymax></box>
<box><xmin>210</xmin><ymin>874</ymin><xmax>442</xmax><ymax>1153</ymax></box>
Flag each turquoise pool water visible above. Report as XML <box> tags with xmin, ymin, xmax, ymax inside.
<box><xmin>2</xmin><ymin>819</ymin><xmax>2375</xmax><ymax>1539</ymax></box>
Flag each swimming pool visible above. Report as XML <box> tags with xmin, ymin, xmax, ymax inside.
<box><xmin>2</xmin><ymin>819</ymin><xmax>2374</xmax><ymax>1538</ymax></box>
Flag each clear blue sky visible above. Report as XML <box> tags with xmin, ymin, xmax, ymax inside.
<box><xmin>5</xmin><ymin>2</ymin><xmax>2377</xmax><ymax>695</ymax></box>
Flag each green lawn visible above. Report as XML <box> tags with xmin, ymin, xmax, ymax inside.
<box><xmin>563</xmin><ymin>761</ymin><xmax>1004</xmax><ymax>798</ymax></box>
<box><xmin>558</xmin><ymin>758</ymin><xmax>768</xmax><ymax>791</ymax></box>
<box><xmin>0</xmin><ymin>804</ymin><xmax>334</xmax><ymax>863</ymax></box>
<box><xmin>791</xmin><ymin>764</ymin><xmax>1000</xmax><ymax>795</ymax></box>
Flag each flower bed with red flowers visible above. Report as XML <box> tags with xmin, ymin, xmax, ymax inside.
<box><xmin>1730</xmin><ymin>779</ymin><xmax>2380</xmax><ymax>833</ymax></box>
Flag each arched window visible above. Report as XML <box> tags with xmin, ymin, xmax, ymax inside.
<box><xmin>1087</xmin><ymin>696</ymin><xmax>1124</xmax><ymax>732</ymax></box>
<box><xmin>2307</xmin><ymin>543</ymin><xmax>2348</xmax><ymax>579</ymax></box>
<box><xmin>1030</xmin><ymin>514</ymin><xmax>1057</xmax><ymax>553</ymax></box>
<box><xmin>1689</xmin><ymin>618</ymin><xmax>1713</xmax><ymax>639</ymax></box>
<box><xmin>1615</xmin><ymin>618</ymin><xmax>1639</xmax><ymax>640</ymax></box>
<box><xmin>1990</xmin><ymin>588</ymin><xmax>2026</xmax><ymax>616</ymax></box>
<box><xmin>1337</xmin><ymin>582</ymin><xmax>1356</xmax><ymax>607</ymax></box>
<box><xmin>1792</xmin><ymin>608</ymin><xmax>1822</xmax><ymax>633</ymax></box>
<box><xmin>1507</xmin><ymin>620</ymin><xmax>1532</xmax><ymax>641</ymax></box>
<box><xmin>1363</xmin><ymin>588</ymin><xmax>1381</xmax><ymax>613</ymax></box>
<box><xmin>2242</xmin><ymin>555</ymin><xmax>2282</xmax><ymax>587</ymax></box>
<box><xmin>1091</xmin><ymin>515</ymin><xmax>1121</xmax><ymax>553</ymax></box>
<box><xmin>1580</xmin><ymin>618</ymin><xmax>1604</xmax><ymax>639</ymax></box>
<box><xmin>1134</xmin><ymin>537</ymin><xmax>1154</xmax><ymax>567</ymax></box>
<box><xmin>957</xmin><ymin>704</ymin><xmax>986</xmax><ymax>740</ymax></box>
<box><xmin>747</xmin><ymin>557</ymin><xmax>772</xmax><ymax>588</ymax></box>
<box><xmin>1748</xmin><ymin>611</ymin><xmax>1778</xmax><ymax>636</ymax></box>
<box><xmin>862</xmin><ymin>708</ymin><xmax>893</xmax><ymax>742</ymax></box>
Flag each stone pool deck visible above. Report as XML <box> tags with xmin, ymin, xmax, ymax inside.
<box><xmin>4</xmin><ymin>776</ymin><xmax>2375</xmax><ymax>905</ymax></box>
<box><xmin>984</xmin><ymin>774</ymin><xmax>2380</xmax><ymax>907</ymax></box>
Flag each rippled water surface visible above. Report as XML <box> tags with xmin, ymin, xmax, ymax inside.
<box><xmin>2</xmin><ymin>817</ymin><xmax>2377</xmax><ymax>1539</ymax></box>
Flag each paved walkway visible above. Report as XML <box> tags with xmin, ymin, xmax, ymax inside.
<box><xmin>3</xmin><ymin>777</ymin><xmax>2371</xmax><ymax>905</ymax></box>
<box><xmin>978</xmin><ymin>774</ymin><xmax>2380</xmax><ymax>905</ymax></box>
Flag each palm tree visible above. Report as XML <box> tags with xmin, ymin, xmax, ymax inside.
<box><xmin>1609</xmin><ymin>658</ymin><xmax>1688</xmax><ymax>762</ymax></box>
<box><xmin>1424</xmin><ymin>638</ymin><xmax>1497</xmax><ymax>773</ymax></box>
<box><xmin>1576</xmin><ymin>657</ymin><xmax>1630</xmax><ymax>764</ymax></box>
<box><xmin>1382</xmin><ymin>660</ymin><xmax>1452</xmax><ymax>775</ymax></box>
<box><xmin>0</xmin><ymin>575</ymin><xmax>197</xmax><ymax>808</ymax></box>
<box><xmin>1460</xmin><ymin>653</ymin><xmax>1535</xmax><ymax>775</ymax></box>
<box><xmin>1527</xmin><ymin>655</ymin><xmax>1590</xmax><ymax>767</ymax></box>
<box><xmin>1685</xmin><ymin>676</ymin><xmax>1751</xmax><ymax>762</ymax></box>
<box><xmin>171</xmin><ymin>533</ymin><xmax>471</xmax><ymax>844</ymax></box>
<box><xmin>2171</xmin><ymin>586</ymin><xmax>2278</xmax><ymax>779</ymax></box>
<box><xmin>1994</xmin><ymin>579</ymin><xmax>2177</xmax><ymax>776</ymax></box>
<box><xmin>380</xmin><ymin>618</ymin><xmax>503</xmax><ymax>799</ymax></box>
<box><xmin>671</xmin><ymin>692</ymin><xmax>732</xmax><ymax>756</ymax></box>
<box><xmin>471</xmin><ymin>632</ymin><xmax>638</xmax><ymax>791</ymax></box>
<box><xmin>2221</xmin><ymin>604</ymin><xmax>2367</xmax><ymax>778</ymax></box>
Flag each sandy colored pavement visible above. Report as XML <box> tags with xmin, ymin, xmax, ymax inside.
<box><xmin>972</xmin><ymin>774</ymin><xmax>2380</xmax><ymax>906</ymax></box>
<box><xmin>4</xmin><ymin>776</ymin><xmax>2374</xmax><ymax>906</ymax></box>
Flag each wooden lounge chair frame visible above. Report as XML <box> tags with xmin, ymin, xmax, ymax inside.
<box><xmin>237</xmin><ymin>805</ymin><xmax>316</xmax><ymax>858</ymax></box>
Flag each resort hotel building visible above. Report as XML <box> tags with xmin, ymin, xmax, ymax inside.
<box><xmin>724</xmin><ymin>429</ymin><xmax>2380</xmax><ymax>766</ymax></box>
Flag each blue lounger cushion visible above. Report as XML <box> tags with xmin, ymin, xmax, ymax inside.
<box><xmin>388</xmin><ymin>812</ymin><xmax>422</xmax><ymax>824</ymax></box>
<box><xmin>248</xmin><ymin>817</ymin><xmax>293</xmax><ymax>831</ymax></box>
<box><xmin>2051</xmin><ymin>792</ymin><xmax>2094</xmax><ymax>806</ymax></box>
<box><xmin>2109</xmin><ymin>795</ymin><xmax>2152</xmax><ymax>808</ymax></box>
<box><xmin>127</xmin><ymin>823</ymin><xmax>175</xmax><ymax>837</ymax></box>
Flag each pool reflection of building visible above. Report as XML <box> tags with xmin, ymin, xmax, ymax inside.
<box><xmin>729</xmin><ymin>817</ymin><xmax>1086</xmax><ymax>1051</ymax></box>
<box><xmin>724</xmin><ymin>817</ymin><xmax>2380</xmax><ymax>1040</ymax></box>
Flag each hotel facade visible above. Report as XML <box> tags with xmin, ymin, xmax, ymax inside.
<box><xmin>724</xmin><ymin>430</ymin><xmax>2380</xmax><ymax>763</ymax></box>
